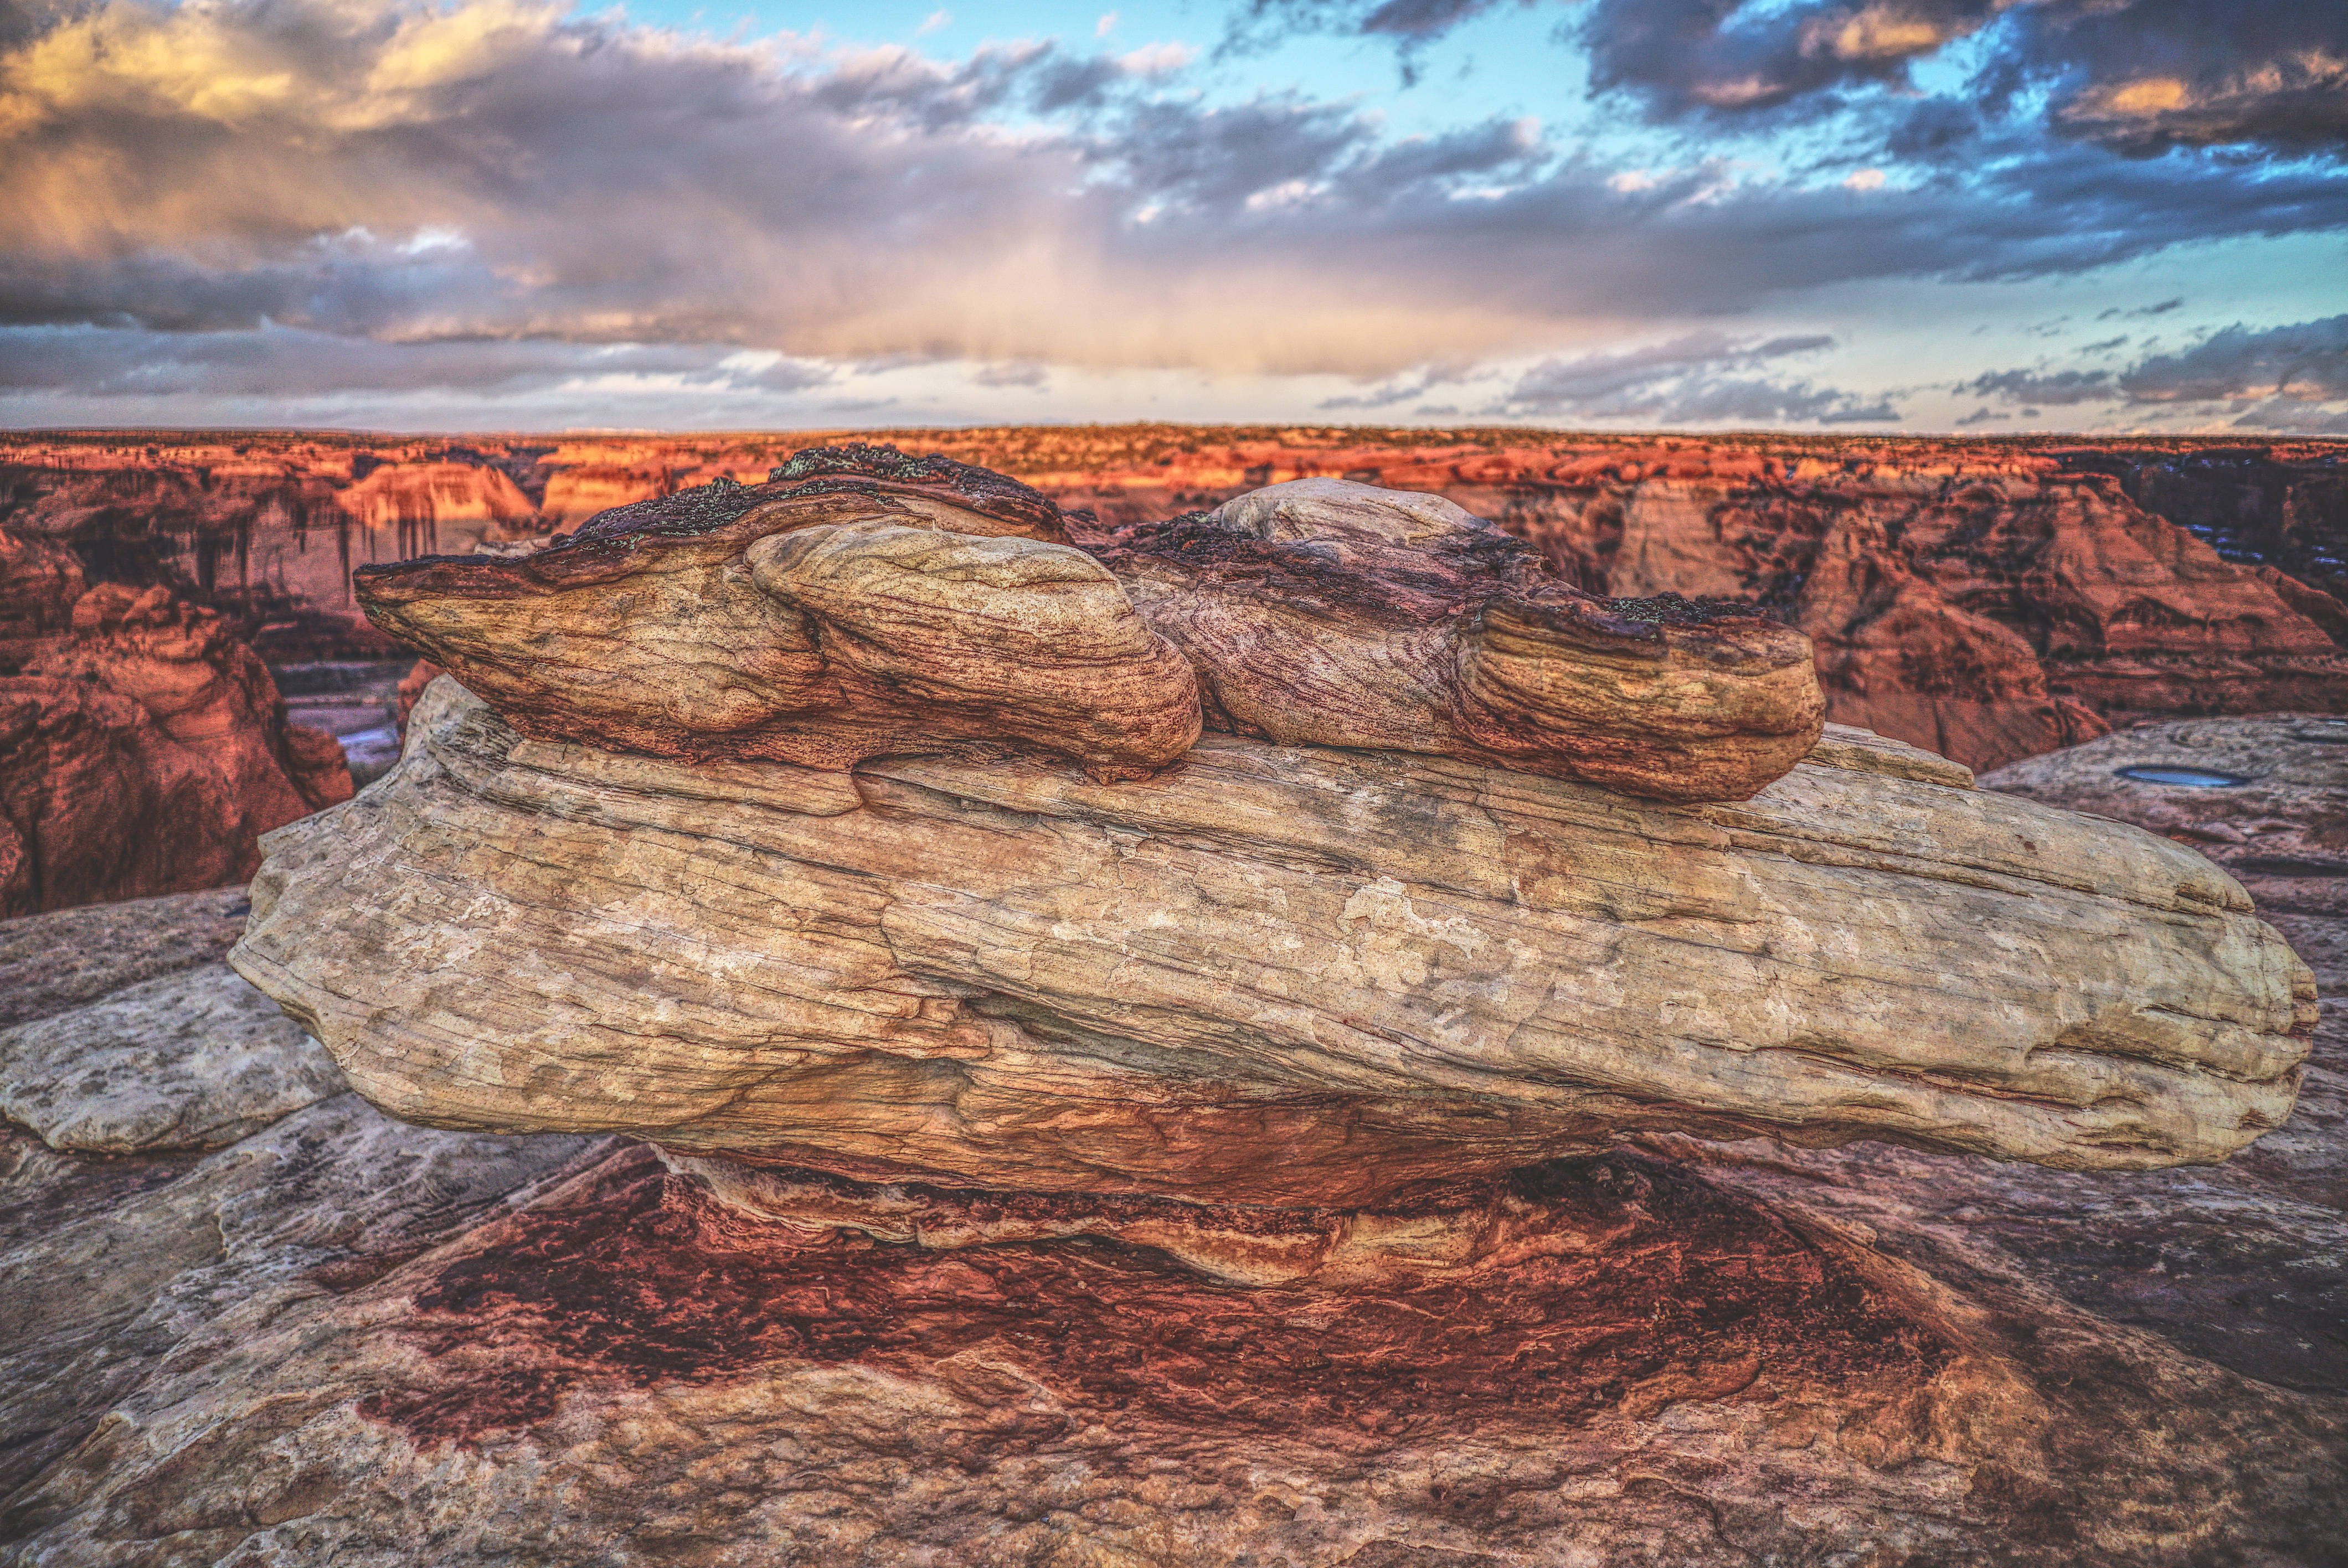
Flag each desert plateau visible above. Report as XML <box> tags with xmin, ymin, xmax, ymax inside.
<box><xmin>4</xmin><ymin>0</ymin><xmax>2345</xmax><ymax>1557</ymax></box>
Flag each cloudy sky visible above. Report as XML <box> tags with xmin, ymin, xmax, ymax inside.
<box><xmin>0</xmin><ymin>0</ymin><xmax>2342</xmax><ymax>432</ymax></box>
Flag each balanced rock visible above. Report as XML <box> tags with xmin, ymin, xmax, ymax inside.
<box><xmin>356</xmin><ymin>475</ymin><xmax>1199</xmax><ymax>782</ymax></box>
<box><xmin>1079</xmin><ymin>479</ymin><xmax>1825</xmax><ymax>802</ymax></box>
<box><xmin>358</xmin><ymin>459</ymin><xmax>1822</xmax><ymax>803</ymax></box>
<box><xmin>231</xmin><ymin>673</ymin><xmax>2311</xmax><ymax>1202</ymax></box>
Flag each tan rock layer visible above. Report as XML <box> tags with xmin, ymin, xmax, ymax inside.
<box><xmin>229</xmin><ymin>677</ymin><xmax>2312</xmax><ymax>1205</ymax></box>
<box><xmin>357</xmin><ymin>488</ymin><xmax>1199</xmax><ymax>781</ymax></box>
<box><xmin>359</xmin><ymin>461</ymin><xmax>1824</xmax><ymax>803</ymax></box>
<box><xmin>1084</xmin><ymin>478</ymin><xmax>1825</xmax><ymax>801</ymax></box>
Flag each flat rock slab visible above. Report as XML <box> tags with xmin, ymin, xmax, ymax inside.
<box><xmin>1</xmin><ymin>964</ymin><xmax>345</xmax><ymax>1153</ymax></box>
<box><xmin>1983</xmin><ymin>713</ymin><xmax>2348</xmax><ymax>919</ymax></box>
<box><xmin>229</xmin><ymin>680</ymin><xmax>2311</xmax><ymax>1200</ymax></box>
<box><xmin>0</xmin><ymin>882</ymin><xmax>250</xmax><ymax>1029</ymax></box>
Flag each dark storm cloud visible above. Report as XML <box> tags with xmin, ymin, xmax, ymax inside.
<box><xmin>2119</xmin><ymin>315</ymin><xmax>2348</xmax><ymax>402</ymax></box>
<box><xmin>1577</xmin><ymin>0</ymin><xmax>1997</xmax><ymax>118</ymax></box>
<box><xmin>1954</xmin><ymin>367</ymin><xmax>2116</xmax><ymax>406</ymax></box>
<box><xmin>1497</xmin><ymin>331</ymin><xmax>1896</xmax><ymax>422</ymax></box>
<box><xmin>0</xmin><ymin>0</ymin><xmax>2341</xmax><ymax>407</ymax></box>
<box><xmin>1959</xmin><ymin>314</ymin><xmax>2348</xmax><ymax>414</ymax></box>
<box><xmin>1229</xmin><ymin>0</ymin><xmax>2347</xmax><ymax>155</ymax></box>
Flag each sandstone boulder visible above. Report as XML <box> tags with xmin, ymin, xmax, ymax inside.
<box><xmin>228</xmin><ymin>676</ymin><xmax>2310</xmax><ymax>1200</ymax></box>
<box><xmin>357</xmin><ymin>488</ymin><xmax>1199</xmax><ymax>782</ymax></box>
<box><xmin>1079</xmin><ymin>479</ymin><xmax>1825</xmax><ymax>802</ymax></box>
<box><xmin>3</xmin><ymin>711</ymin><xmax>2342</xmax><ymax>1565</ymax></box>
<box><xmin>359</xmin><ymin>463</ymin><xmax>1823</xmax><ymax>803</ymax></box>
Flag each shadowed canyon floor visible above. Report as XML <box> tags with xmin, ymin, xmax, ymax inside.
<box><xmin>0</xmin><ymin>715</ymin><xmax>2341</xmax><ymax>1565</ymax></box>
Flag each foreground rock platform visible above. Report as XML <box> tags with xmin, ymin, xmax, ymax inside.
<box><xmin>226</xmin><ymin>678</ymin><xmax>2311</xmax><ymax>1200</ymax></box>
<box><xmin>2</xmin><ymin>737</ymin><xmax>2343</xmax><ymax>1564</ymax></box>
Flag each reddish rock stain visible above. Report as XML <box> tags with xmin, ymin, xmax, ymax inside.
<box><xmin>361</xmin><ymin>1149</ymin><xmax>1946</xmax><ymax>1451</ymax></box>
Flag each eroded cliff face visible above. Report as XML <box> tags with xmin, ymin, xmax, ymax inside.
<box><xmin>7</xmin><ymin>429</ymin><xmax>2339</xmax><ymax>772</ymax></box>
<box><xmin>0</xmin><ymin>555</ymin><xmax>352</xmax><ymax>916</ymax></box>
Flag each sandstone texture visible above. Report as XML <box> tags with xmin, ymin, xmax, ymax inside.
<box><xmin>0</xmin><ymin>577</ymin><xmax>351</xmax><ymax>916</ymax></box>
<box><xmin>1</xmin><ymin>747</ymin><xmax>2343</xmax><ymax>1564</ymax></box>
<box><xmin>1981</xmin><ymin>713</ymin><xmax>2347</xmax><ymax>920</ymax></box>
<box><xmin>361</xmin><ymin>463</ymin><xmax>1819</xmax><ymax>801</ymax></box>
<box><xmin>0</xmin><ymin>964</ymin><xmax>343</xmax><ymax>1154</ymax></box>
<box><xmin>230</xmin><ymin>675</ymin><xmax>2309</xmax><ymax>1198</ymax></box>
<box><xmin>0</xmin><ymin>883</ymin><xmax>252</xmax><ymax>1030</ymax></box>
<box><xmin>1081</xmin><ymin>479</ymin><xmax>1823</xmax><ymax>801</ymax></box>
<box><xmin>1036</xmin><ymin>432</ymin><xmax>2348</xmax><ymax>773</ymax></box>
<box><xmin>356</xmin><ymin>465</ymin><xmax>1201</xmax><ymax>782</ymax></box>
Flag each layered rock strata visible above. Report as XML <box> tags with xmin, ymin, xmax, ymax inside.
<box><xmin>356</xmin><ymin>462</ymin><xmax>1824</xmax><ymax>802</ymax></box>
<box><xmin>228</xmin><ymin>675</ymin><xmax>2310</xmax><ymax>1200</ymax></box>
<box><xmin>356</xmin><ymin>472</ymin><xmax>1199</xmax><ymax>782</ymax></box>
<box><xmin>1079</xmin><ymin>479</ymin><xmax>1824</xmax><ymax>801</ymax></box>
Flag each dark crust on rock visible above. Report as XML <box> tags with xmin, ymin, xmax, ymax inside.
<box><xmin>352</xmin><ymin>489</ymin><xmax>915</xmax><ymax>604</ymax></box>
<box><xmin>768</xmin><ymin>443</ymin><xmax>1067</xmax><ymax>538</ymax></box>
<box><xmin>569</xmin><ymin>474</ymin><xmax>769</xmax><ymax>543</ymax></box>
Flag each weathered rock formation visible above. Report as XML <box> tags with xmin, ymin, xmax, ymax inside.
<box><xmin>231</xmin><ymin>663</ymin><xmax>2309</xmax><ymax>1201</ymax></box>
<box><xmin>354</xmin><ymin>470</ymin><xmax>1201</xmax><ymax>781</ymax></box>
<box><xmin>2</xmin><ymin>724</ymin><xmax>2343</xmax><ymax>1562</ymax></box>
<box><xmin>1080</xmin><ymin>479</ymin><xmax>1822</xmax><ymax>801</ymax></box>
<box><xmin>0</xmin><ymin>528</ymin><xmax>85</xmax><ymax>670</ymax></box>
<box><xmin>1063</xmin><ymin>436</ymin><xmax>2347</xmax><ymax>773</ymax></box>
<box><xmin>0</xmin><ymin>579</ymin><xmax>352</xmax><ymax>916</ymax></box>
<box><xmin>357</xmin><ymin>465</ymin><xmax>1822</xmax><ymax>800</ymax></box>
